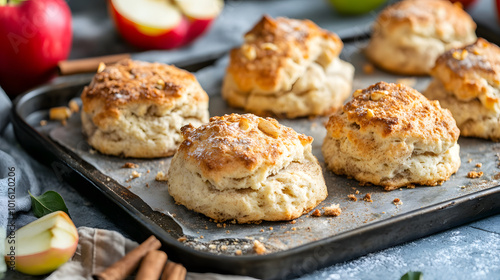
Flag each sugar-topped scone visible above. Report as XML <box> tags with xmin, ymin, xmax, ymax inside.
<box><xmin>365</xmin><ymin>0</ymin><xmax>476</xmax><ymax>75</ymax></box>
<box><xmin>222</xmin><ymin>15</ymin><xmax>354</xmax><ymax>118</ymax></box>
<box><xmin>425</xmin><ymin>38</ymin><xmax>500</xmax><ymax>141</ymax></box>
<box><xmin>167</xmin><ymin>113</ymin><xmax>327</xmax><ymax>223</ymax></box>
<box><xmin>322</xmin><ymin>82</ymin><xmax>460</xmax><ymax>191</ymax></box>
<box><xmin>81</xmin><ymin>59</ymin><xmax>209</xmax><ymax>158</ymax></box>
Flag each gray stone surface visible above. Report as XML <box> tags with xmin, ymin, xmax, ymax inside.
<box><xmin>3</xmin><ymin>0</ymin><xmax>500</xmax><ymax>279</ymax></box>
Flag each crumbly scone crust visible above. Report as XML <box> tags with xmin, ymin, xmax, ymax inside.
<box><xmin>365</xmin><ymin>0</ymin><xmax>477</xmax><ymax>75</ymax></box>
<box><xmin>323</xmin><ymin>82</ymin><xmax>461</xmax><ymax>190</ymax></box>
<box><xmin>81</xmin><ymin>59</ymin><xmax>209</xmax><ymax>158</ymax></box>
<box><xmin>168</xmin><ymin>113</ymin><xmax>328</xmax><ymax>223</ymax></box>
<box><xmin>222</xmin><ymin>16</ymin><xmax>353</xmax><ymax>118</ymax></box>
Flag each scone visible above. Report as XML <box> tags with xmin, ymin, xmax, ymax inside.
<box><xmin>322</xmin><ymin>82</ymin><xmax>460</xmax><ymax>191</ymax></box>
<box><xmin>168</xmin><ymin>113</ymin><xmax>327</xmax><ymax>223</ymax></box>
<box><xmin>365</xmin><ymin>0</ymin><xmax>477</xmax><ymax>75</ymax></box>
<box><xmin>425</xmin><ymin>38</ymin><xmax>500</xmax><ymax>141</ymax></box>
<box><xmin>222</xmin><ymin>15</ymin><xmax>354</xmax><ymax>118</ymax></box>
<box><xmin>81</xmin><ymin>59</ymin><xmax>209</xmax><ymax>158</ymax></box>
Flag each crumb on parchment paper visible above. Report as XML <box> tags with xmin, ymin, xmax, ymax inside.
<box><xmin>323</xmin><ymin>204</ymin><xmax>342</xmax><ymax>217</ymax></box>
<box><xmin>348</xmin><ymin>194</ymin><xmax>357</xmax><ymax>201</ymax></box>
<box><xmin>467</xmin><ymin>171</ymin><xmax>483</xmax><ymax>179</ymax></box>
<box><xmin>155</xmin><ymin>171</ymin><xmax>168</xmax><ymax>181</ymax></box>
<box><xmin>393</xmin><ymin>198</ymin><xmax>403</xmax><ymax>205</ymax></box>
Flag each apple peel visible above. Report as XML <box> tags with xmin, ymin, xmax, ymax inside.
<box><xmin>4</xmin><ymin>211</ymin><xmax>78</xmax><ymax>275</ymax></box>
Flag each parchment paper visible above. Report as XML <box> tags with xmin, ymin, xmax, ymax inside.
<box><xmin>50</xmin><ymin>44</ymin><xmax>500</xmax><ymax>255</ymax></box>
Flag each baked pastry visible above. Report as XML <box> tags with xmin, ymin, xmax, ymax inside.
<box><xmin>222</xmin><ymin>15</ymin><xmax>354</xmax><ymax>118</ymax></box>
<box><xmin>167</xmin><ymin>113</ymin><xmax>327</xmax><ymax>223</ymax></box>
<box><xmin>425</xmin><ymin>38</ymin><xmax>500</xmax><ymax>141</ymax></box>
<box><xmin>365</xmin><ymin>0</ymin><xmax>477</xmax><ymax>75</ymax></box>
<box><xmin>81</xmin><ymin>59</ymin><xmax>209</xmax><ymax>158</ymax></box>
<box><xmin>322</xmin><ymin>82</ymin><xmax>460</xmax><ymax>191</ymax></box>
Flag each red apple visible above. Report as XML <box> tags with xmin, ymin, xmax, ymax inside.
<box><xmin>0</xmin><ymin>0</ymin><xmax>72</xmax><ymax>97</ymax></box>
<box><xmin>4</xmin><ymin>211</ymin><xmax>79</xmax><ymax>275</ymax></box>
<box><xmin>108</xmin><ymin>0</ymin><xmax>223</xmax><ymax>50</ymax></box>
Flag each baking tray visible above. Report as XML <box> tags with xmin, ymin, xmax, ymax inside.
<box><xmin>12</xmin><ymin>41</ymin><xmax>500</xmax><ymax>279</ymax></box>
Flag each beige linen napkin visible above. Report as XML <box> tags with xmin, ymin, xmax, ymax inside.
<box><xmin>47</xmin><ymin>227</ymin><xmax>257</xmax><ymax>280</ymax></box>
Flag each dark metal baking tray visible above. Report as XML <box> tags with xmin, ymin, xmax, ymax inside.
<box><xmin>12</xmin><ymin>43</ymin><xmax>500</xmax><ymax>279</ymax></box>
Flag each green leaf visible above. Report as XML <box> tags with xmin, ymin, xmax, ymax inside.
<box><xmin>401</xmin><ymin>271</ymin><xmax>423</xmax><ymax>280</ymax></box>
<box><xmin>29</xmin><ymin>190</ymin><xmax>70</xmax><ymax>218</ymax></box>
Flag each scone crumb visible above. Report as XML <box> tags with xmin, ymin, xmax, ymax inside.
<box><xmin>467</xmin><ymin>171</ymin><xmax>483</xmax><ymax>179</ymax></box>
<box><xmin>106</xmin><ymin>177</ymin><xmax>110</xmax><ymax>182</ymax></box>
<box><xmin>199</xmin><ymin>235</ymin><xmax>204</xmax><ymax>239</ymax></box>
<box><xmin>131</xmin><ymin>171</ymin><xmax>141</xmax><ymax>178</ymax></box>
<box><xmin>323</xmin><ymin>204</ymin><xmax>342</xmax><ymax>217</ymax></box>
<box><xmin>407</xmin><ymin>184</ymin><xmax>415</xmax><ymax>189</ymax></box>
<box><xmin>393</xmin><ymin>198</ymin><xmax>403</xmax><ymax>205</ymax></box>
<box><xmin>147</xmin><ymin>170</ymin><xmax>150</xmax><ymax>173</ymax></box>
<box><xmin>363</xmin><ymin>63</ymin><xmax>374</xmax><ymax>74</ymax></box>
<box><xmin>468</xmin><ymin>158</ymin><xmax>472</xmax><ymax>163</ymax></box>
<box><xmin>155</xmin><ymin>171</ymin><xmax>168</xmax><ymax>181</ymax></box>
<box><xmin>68</xmin><ymin>100</ymin><xmax>79</xmax><ymax>113</ymax></box>
<box><xmin>363</xmin><ymin>193</ymin><xmax>373</xmax><ymax>202</ymax></box>
<box><xmin>476</xmin><ymin>163</ymin><xmax>482</xmax><ymax>168</ymax></box>
<box><xmin>355</xmin><ymin>190</ymin><xmax>360</xmax><ymax>195</ymax></box>
<box><xmin>40</xmin><ymin>120</ymin><xmax>47</xmax><ymax>126</ymax></box>
<box><xmin>253</xmin><ymin>240</ymin><xmax>266</xmax><ymax>255</ymax></box>
<box><xmin>348</xmin><ymin>194</ymin><xmax>358</xmax><ymax>201</ymax></box>
<box><xmin>269</xmin><ymin>227</ymin><xmax>274</xmax><ymax>231</ymax></box>
<box><xmin>122</xmin><ymin>162</ymin><xmax>138</xmax><ymax>169</ymax></box>
<box><xmin>217</xmin><ymin>223</ymin><xmax>222</xmax><ymax>228</ymax></box>
<box><xmin>220</xmin><ymin>245</ymin><xmax>227</xmax><ymax>251</ymax></box>
<box><xmin>396</xmin><ymin>78</ymin><xmax>417</xmax><ymax>88</ymax></box>
<box><xmin>291</xmin><ymin>227</ymin><xmax>297</xmax><ymax>231</ymax></box>
<box><xmin>49</xmin><ymin>106</ymin><xmax>72</xmax><ymax>121</ymax></box>
<box><xmin>290</xmin><ymin>220</ymin><xmax>296</xmax><ymax>224</ymax></box>
<box><xmin>177</xmin><ymin>236</ymin><xmax>187</xmax><ymax>242</ymax></box>
<box><xmin>235</xmin><ymin>250</ymin><xmax>242</xmax><ymax>256</ymax></box>
<box><xmin>260</xmin><ymin>229</ymin><xmax>264</xmax><ymax>232</ymax></box>
<box><xmin>311</xmin><ymin>209</ymin><xmax>321</xmax><ymax>217</ymax></box>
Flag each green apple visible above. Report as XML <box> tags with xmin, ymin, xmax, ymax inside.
<box><xmin>327</xmin><ymin>0</ymin><xmax>388</xmax><ymax>15</ymax></box>
<box><xmin>4</xmin><ymin>211</ymin><xmax>78</xmax><ymax>275</ymax></box>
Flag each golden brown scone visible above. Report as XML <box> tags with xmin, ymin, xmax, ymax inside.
<box><xmin>322</xmin><ymin>82</ymin><xmax>460</xmax><ymax>191</ymax></box>
<box><xmin>365</xmin><ymin>0</ymin><xmax>477</xmax><ymax>75</ymax></box>
<box><xmin>81</xmin><ymin>59</ymin><xmax>209</xmax><ymax>158</ymax></box>
<box><xmin>425</xmin><ymin>38</ymin><xmax>500</xmax><ymax>141</ymax></box>
<box><xmin>222</xmin><ymin>15</ymin><xmax>354</xmax><ymax>118</ymax></box>
<box><xmin>167</xmin><ymin>113</ymin><xmax>327</xmax><ymax>223</ymax></box>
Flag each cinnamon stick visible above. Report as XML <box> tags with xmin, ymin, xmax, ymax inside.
<box><xmin>93</xmin><ymin>235</ymin><xmax>162</xmax><ymax>280</ymax></box>
<box><xmin>58</xmin><ymin>53</ymin><xmax>131</xmax><ymax>76</ymax></box>
<box><xmin>161</xmin><ymin>261</ymin><xmax>187</xmax><ymax>280</ymax></box>
<box><xmin>135</xmin><ymin>250</ymin><xmax>168</xmax><ymax>280</ymax></box>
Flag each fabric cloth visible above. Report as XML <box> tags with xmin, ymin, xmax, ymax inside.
<box><xmin>48</xmin><ymin>227</ymin><xmax>257</xmax><ymax>280</ymax></box>
<box><xmin>0</xmin><ymin>88</ymin><xmax>40</xmax><ymax>277</ymax></box>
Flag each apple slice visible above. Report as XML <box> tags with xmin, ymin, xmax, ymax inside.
<box><xmin>109</xmin><ymin>0</ymin><xmax>223</xmax><ymax>49</ymax></box>
<box><xmin>4</xmin><ymin>211</ymin><xmax>78</xmax><ymax>275</ymax></box>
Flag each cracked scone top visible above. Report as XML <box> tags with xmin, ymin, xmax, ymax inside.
<box><xmin>81</xmin><ymin>59</ymin><xmax>209</xmax><ymax>158</ymax></box>
<box><xmin>322</xmin><ymin>82</ymin><xmax>461</xmax><ymax>191</ymax></box>
<box><xmin>425</xmin><ymin>38</ymin><xmax>500</xmax><ymax>141</ymax></box>
<box><xmin>365</xmin><ymin>0</ymin><xmax>476</xmax><ymax>75</ymax></box>
<box><xmin>167</xmin><ymin>113</ymin><xmax>327</xmax><ymax>223</ymax></box>
<box><xmin>222</xmin><ymin>15</ymin><xmax>354</xmax><ymax>118</ymax></box>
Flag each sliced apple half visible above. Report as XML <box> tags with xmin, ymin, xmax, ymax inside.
<box><xmin>109</xmin><ymin>0</ymin><xmax>223</xmax><ymax>50</ymax></box>
<box><xmin>4</xmin><ymin>211</ymin><xmax>78</xmax><ymax>275</ymax></box>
